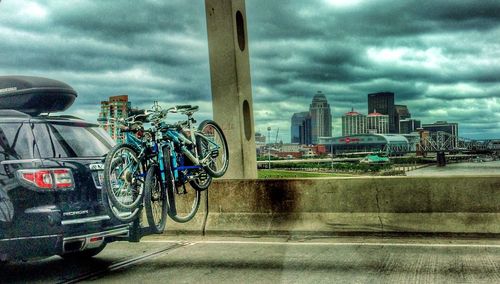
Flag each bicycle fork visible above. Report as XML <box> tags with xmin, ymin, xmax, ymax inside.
<box><xmin>161</xmin><ymin>144</ymin><xmax>187</xmax><ymax>195</ymax></box>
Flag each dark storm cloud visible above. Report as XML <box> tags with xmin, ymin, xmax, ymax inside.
<box><xmin>48</xmin><ymin>1</ymin><xmax>201</xmax><ymax>41</ymax></box>
<box><xmin>1</xmin><ymin>0</ymin><xmax>499</xmax><ymax>141</ymax></box>
<box><xmin>0</xmin><ymin>0</ymin><xmax>211</xmax><ymax>124</ymax></box>
<box><xmin>245</xmin><ymin>0</ymin><xmax>500</xmax><ymax>140</ymax></box>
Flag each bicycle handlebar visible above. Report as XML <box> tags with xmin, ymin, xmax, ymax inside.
<box><xmin>117</xmin><ymin>104</ymin><xmax>200</xmax><ymax>132</ymax></box>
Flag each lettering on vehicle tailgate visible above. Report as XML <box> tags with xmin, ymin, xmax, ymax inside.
<box><xmin>63</xmin><ymin>210</ymin><xmax>89</xmax><ymax>217</ymax></box>
<box><xmin>89</xmin><ymin>163</ymin><xmax>104</xmax><ymax>170</ymax></box>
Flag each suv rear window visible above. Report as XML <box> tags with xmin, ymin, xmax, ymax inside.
<box><xmin>0</xmin><ymin>122</ymin><xmax>35</xmax><ymax>160</ymax></box>
<box><xmin>33</xmin><ymin>122</ymin><xmax>115</xmax><ymax>158</ymax></box>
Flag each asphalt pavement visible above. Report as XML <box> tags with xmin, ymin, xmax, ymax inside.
<box><xmin>1</xmin><ymin>235</ymin><xmax>500</xmax><ymax>283</ymax></box>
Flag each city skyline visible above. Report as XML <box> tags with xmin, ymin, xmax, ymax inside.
<box><xmin>1</xmin><ymin>1</ymin><xmax>500</xmax><ymax>142</ymax></box>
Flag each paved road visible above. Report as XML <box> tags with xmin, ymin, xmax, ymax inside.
<box><xmin>1</xmin><ymin>236</ymin><xmax>500</xmax><ymax>283</ymax></box>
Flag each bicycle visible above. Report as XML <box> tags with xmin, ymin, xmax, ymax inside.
<box><xmin>102</xmin><ymin>108</ymin><xmax>160</xmax><ymax>223</ymax></box>
<box><xmin>103</xmin><ymin>103</ymin><xmax>229</xmax><ymax>232</ymax></box>
<box><xmin>144</xmin><ymin>104</ymin><xmax>229</xmax><ymax>223</ymax></box>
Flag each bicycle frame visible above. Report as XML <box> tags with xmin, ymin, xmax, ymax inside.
<box><xmin>162</xmin><ymin>130</ymin><xmax>203</xmax><ymax>182</ymax></box>
<box><xmin>124</xmin><ymin>131</ymin><xmax>142</xmax><ymax>148</ymax></box>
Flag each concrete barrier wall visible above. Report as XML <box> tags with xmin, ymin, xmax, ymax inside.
<box><xmin>166</xmin><ymin>176</ymin><xmax>500</xmax><ymax>235</ymax></box>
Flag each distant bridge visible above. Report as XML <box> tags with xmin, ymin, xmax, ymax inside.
<box><xmin>418</xmin><ymin>131</ymin><xmax>499</xmax><ymax>153</ymax></box>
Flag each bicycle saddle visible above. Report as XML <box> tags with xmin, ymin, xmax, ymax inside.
<box><xmin>176</xmin><ymin>105</ymin><xmax>199</xmax><ymax>114</ymax></box>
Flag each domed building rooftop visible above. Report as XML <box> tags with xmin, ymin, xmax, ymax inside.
<box><xmin>311</xmin><ymin>91</ymin><xmax>328</xmax><ymax>103</ymax></box>
<box><xmin>345</xmin><ymin>111</ymin><xmax>361</xmax><ymax>116</ymax></box>
<box><xmin>345</xmin><ymin>107</ymin><xmax>362</xmax><ymax>116</ymax></box>
<box><xmin>368</xmin><ymin>109</ymin><xmax>386</xmax><ymax>116</ymax></box>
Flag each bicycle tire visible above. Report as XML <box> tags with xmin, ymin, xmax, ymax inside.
<box><xmin>144</xmin><ymin>164</ymin><xmax>167</xmax><ymax>233</ymax></box>
<box><xmin>163</xmin><ymin>147</ymin><xmax>201</xmax><ymax>223</ymax></box>
<box><xmin>101</xmin><ymin>183</ymin><xmax>141</xmax><ymax>223</ymax></box>
<box><xmin>103</xmin><ymin>143</ymin><xmax>145</xmax><ymax>211</ymax></box>
<box><xmin>197</xmin><ymin>120</ymin><xmax>229</xmax><ymax>178</ymax></box>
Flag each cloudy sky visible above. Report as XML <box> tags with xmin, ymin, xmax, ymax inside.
<box><xmin>1</xmin><ymin>0</ymin><xmax>500</xmax><ymax>142</ymax></box>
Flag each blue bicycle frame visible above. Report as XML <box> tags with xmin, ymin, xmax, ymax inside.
<box><xmin>162</xmin><ymin>129</ymin><xmax>203</xmax><ymax>183</ymax></box>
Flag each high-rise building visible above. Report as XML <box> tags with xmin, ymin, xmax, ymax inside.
<box><xmin>395</xmin><ymin>104</ymin><xmax>411</xmax><ymax>133</ymax></box>
<box><xmin>309</xmin><ymin>91</ymin><xmax>332</xmax><ymax>144</ymax></box>
<box><xmin>368</xmin><ymin>92</ymin><xmax>396</xmax><ymax>133</ymax></box>
<box><xmin>301</xmin><ymin>116</ymin><xmax>312</xmax><ymax>145</ymax></box>
<box><xmin>98</xmin><ymin>95</ymin><xmax>132</xmax><ymax>143</ymax></box>
<box><xmin>290</xmin><ymin>111</ymin><xmax>312</xmax><ymax>145</ymax></box>
<box><xmin>422</xmin><ymin>121</ymin><xmax>459</xmax><ymax>148</ymax></box>
<box><xmin>367</xmin><ymin>111</ymin><xmax>389</xmax><ymax>134</ymax></box>
<box><xmin>399</xmin><ymin>119</ymin><xmax>421</xmax><ymax>134</ymax></box>
<box><xmin>342</xmin><ymin>108</ymin><xmax>367</xmax><ymax>136</ymax></box>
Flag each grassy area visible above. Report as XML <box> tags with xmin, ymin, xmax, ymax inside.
<box><xmin>258</xmin><ymin>169</ymin><xmax>355</xmax><ymax>179</ymax></box>
<box><xmin>266</xmin><ymin>161</ymin><xmax>392</xmax><ymax>173</ymax></box>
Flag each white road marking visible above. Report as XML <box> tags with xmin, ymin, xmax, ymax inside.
<box><xmin>142</xmin><ymin>239</ymin><xmax>500</xmax><ymax>248</ymax></box>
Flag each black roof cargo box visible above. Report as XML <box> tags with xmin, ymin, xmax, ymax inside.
<box><xmin>0</xmin><ymin>76</ymin><xmax>77</xmax><ymax>116</ymax></box>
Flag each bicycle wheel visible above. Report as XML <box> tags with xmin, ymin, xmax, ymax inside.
<box><xmin>163</xmin><ymin>148</ymin><xmax>201</xmax><ymax>223</ymax></box>
<box><xmin>197</xmin><ymin>120</ymin><xmax>229</xmax><ymax>178</ymax></box>
<box><xmin>144</xmin><ymin>164</ymin><xmax>167</xmax><ymax>233</ymax></box>
<box><xmin>103</xmin><ymin>143</ymin><xmax>145</xmax><ymax>211</ymax></box>
<box><xmin>102</xmin><ymin>186</ymin><xmax>142</xmax><ymax>223</ymax></box>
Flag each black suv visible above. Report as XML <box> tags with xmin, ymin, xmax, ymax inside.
<box><xmin>0</xmin><ymin>76</ymin><xmax>130</xmax><ymax>262</ymax></box>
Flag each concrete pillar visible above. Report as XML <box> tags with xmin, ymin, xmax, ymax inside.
<box><xmin>205</xmin><ymin>0</ymin><xmax>257</xmax><ymax>179</ymax></box>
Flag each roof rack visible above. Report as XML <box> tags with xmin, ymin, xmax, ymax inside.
<box><xmin>0</xmin><ymin>109</ymin><xmax>31</xmax><ymax>118</ymax></box>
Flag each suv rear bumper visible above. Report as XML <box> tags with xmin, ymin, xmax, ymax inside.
<box><xmin>62</xmin><ymin>225</ymin><xmax>129</xmax><ymax>253</ymax></box>
<box><xmin>0</xmin><ymin>224</ymin><xmax>129</xmax><ymax>261</ymax></box>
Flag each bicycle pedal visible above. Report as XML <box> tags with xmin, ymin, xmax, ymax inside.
<box><xmin>210</xmin><ymin>149</ymin><xmax>219</xmax><ymax>158</ymax></box>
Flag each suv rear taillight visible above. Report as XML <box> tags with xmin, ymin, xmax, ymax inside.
<box><xmin>16</xmin><ymin>168</ymin><xmax>75</xmax><ymax>191</ymax></box>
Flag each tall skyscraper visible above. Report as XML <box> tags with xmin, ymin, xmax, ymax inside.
<box><xmin>395</xmin><ymin>104</ymin><xmax>411</xmax><ymax>133</ymax></box>
<box><xmin>342</xmin><ymin>108</ymin><xmax>367</xmax><ymax>136</ymax></box>
<box><xmin>367</xmin><ymin>111</ymin><xmax>389</xmax><ymax>134</ymax></box>
<box><xmin>291</xmin><ymin>111</ymin><xmax>312</xmax><ymax>145</ymax></box>
<box><xmin>301</xmin><ymin>117</ymin><xmax>312</xmax><ymax>145</ymax></box>
<box><xmin>309</xmin><ymin>91</ymin><xmax>332</xmax><ymax>144</ymax></box>
<box><xmin>98</xmin><ymin>95</ymin><xmax>132</xmax><ymax>143</ymax></box>
<box><xmin>368</xmin><ymin>92</ymin><xmax>396</xmax><ymax>133</ymax></box>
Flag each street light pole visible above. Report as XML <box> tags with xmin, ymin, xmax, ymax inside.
<box><xmin>331</xmin><ymin>142</ymin><xmax>334</xmax><ymax>171</ymax></box>
<box><xmin>267</xmin><ymin>126</ymin><xmax>271</xmax><ymax>169</ymax></box>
